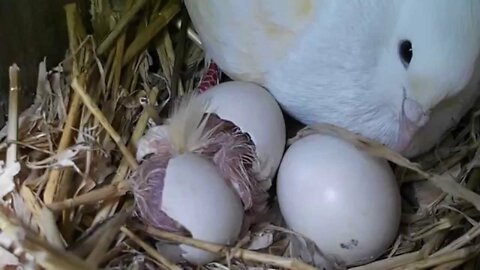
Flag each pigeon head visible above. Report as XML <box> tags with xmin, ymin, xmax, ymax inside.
<box><xmin>372</xmin><ymin>0</ymin><xmax>480</xmax><ymax>152</ymax></box>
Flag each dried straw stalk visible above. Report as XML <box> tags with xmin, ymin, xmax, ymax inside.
<box><xmin>143</xmin><ymin>226</ymin><xmax>318</xmax><ymax>270</ymax></box>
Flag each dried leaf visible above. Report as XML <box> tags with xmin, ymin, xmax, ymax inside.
<box><xmin>0</xmin><ymin>161</ymin><xmax>20</xmax><ymax>199</ymax></box>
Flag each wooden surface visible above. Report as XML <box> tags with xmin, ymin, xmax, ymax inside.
<box><xmin>0</xmin><ymin>0</ymin><xmax>69</xmax><ymax>126</ymax></box>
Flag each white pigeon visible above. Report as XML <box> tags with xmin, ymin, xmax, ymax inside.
<box><xmin>184</xmin><ymin>0</ymin><xmax>480</xmax><ymax>157</ymax></box>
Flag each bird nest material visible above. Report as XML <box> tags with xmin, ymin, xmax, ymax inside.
<box><xmin>0</xmin><ymin>1</ymin><xmax>480</xmax><ymax>269</ymax></box>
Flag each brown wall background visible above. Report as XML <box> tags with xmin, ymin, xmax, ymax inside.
<box><xmin>0</xmin><ymin>0</ymin><xmax>69</xmax><ymax>126</ymax></box>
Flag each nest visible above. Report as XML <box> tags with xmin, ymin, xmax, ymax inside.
<box><xmin>0</xmin><ymin>1</ymin><xmax>480</xmax><ymax>269</ymax></box>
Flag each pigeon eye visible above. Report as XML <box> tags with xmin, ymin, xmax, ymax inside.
<box><xmin>399</xmin><ymin>40</ymin><xmax>413</xmax><ymax>68</ymax></box>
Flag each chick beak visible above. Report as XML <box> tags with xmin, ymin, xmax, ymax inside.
<box><xmin>394</xmin><ymin>95</ymin><xmax>430</xmax><ymax>152</ymax></box>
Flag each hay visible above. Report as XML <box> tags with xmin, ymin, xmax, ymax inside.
<box><xmin>0</xmin><ymin>1</ymin><xmax>480</xmax><ymax>269</ymax></box>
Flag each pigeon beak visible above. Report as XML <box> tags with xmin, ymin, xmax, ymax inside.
<box><xmin>402</xmin><ymin>96</ymin><xmax>430</xmax><ymax>128</ymax></box>
<box><xmin>393</xmin><ymin>89</ymin><xmax>431</xmax><ymax>152</ymax></box>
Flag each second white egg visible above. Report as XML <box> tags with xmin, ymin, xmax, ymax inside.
<box><xmin>276</xmin><ymin>134</ymin><xmax>401</xmax><ymax>266</ymax></box>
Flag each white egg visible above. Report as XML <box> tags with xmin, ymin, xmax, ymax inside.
<box><xmin>162</xmin><ymin>153</ymin><xmax>244</xmax><ymax>265</ymax></box>
<box><xmin>276</xmin><ymin>134</ymin><xmax>401</xmax><ymax>266</ymax></box>
<box><xmin>200</xmin><ymin>81</ymin><xmax>286</xmax><ymax>182</ymax></box>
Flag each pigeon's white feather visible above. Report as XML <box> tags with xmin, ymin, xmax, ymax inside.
<box><xmin>184</xmin><ymin>0</ymin><xmax>324</xmax><ymax>83</ymax></box>
<box><xmin>164</xmin><ymin>92</ymin><xmax>216</xmax><ymax>155</ymax></box>
<box><xmin>185</xmin><ymin>0</ymin><xmax>480</xmax><ymax>157</ymax></box>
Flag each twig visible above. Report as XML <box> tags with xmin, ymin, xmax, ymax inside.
<box><xmin>349</xmin><ymin>251</ymin><xmax>424</xmax><ymax>270</ymax></box>
<box><xmin>86</xmin><ymin>207</ymin><xmax>132</xmax><ymax>265</ymax></box>
<box><xmin>6</xmin><ymin>64</ymin><xmax>19</xmax><ymax>166</ymax></box>
<box><xmin>431</xmin><ymin>259</ymin><xmax>470</xmax><ymax>270</ymax></box>
<box><xmin>171</xmin><ymin>7</ymin><xmax>189</xmax><ymax>99</ymax></box>
<box><xmin>175</xmin><ymin>19</ymin><xmax>202</xmax><ymax>47</ymax></box>
<box><xmin>44</xmin><ymin>3</ymin><xmax>84</xmax><ymax>204</ymax></box>
<box><xmin>0</xmin><ymin>205</ymin><xmax>95</xmax><ymax>270</ymax></box>
<box><xmin>0</xmin><ymin>64</ymin><xmax>20</xmax><ymax>202</ymax></box>
<box><xmin>106</xmin><ymin>30</ymin><xmax>126</xmax><ymax>92</ymax></box>
<box><xmin>70</xmin><ymin>77</ymin><xmax>138</xmax><ymax>169</ymax></box>
<box><xmin>422</xmin><ymin>231</ymin><xmax>449</xmax><ymax>256</ymax></box>
<box><xmin>47</xmin><ymin>181</ymin><xmax>129</xmax><ymax>211</ymax></box>
<box><xmin>20</xmin><ymin>185</ymin><xmax>65</xmax><ymax>249</ymax></box>
<box><xmin>392</xmin><ymin>244</ymin><xmax>480</xmax><ymax>269</ymax></box>
<box><xmin>122</xmin><ymin>0</ymin><xmax>181</xmax><ymax>66</ymax></box>
<box><xmin>0</xmin><ymin>64</ymin><xmax>21</xmax><ymax>199</ymax></box>
<box><xmin>120</xmin><ymin>226</ymin><xmax>181</xmax><ymax>270</ymax></box>
<box><xmin>97</xmin><ymin>0</ymin><xmax>148</xmax><ymax>55</ymax></box>
<box><xmin>156</xmin><ymin>32</ymin><xmax>175</xmax><ymax>74</ymax></box>
<box><xmin>432</xmin><ymin>222</ymin><xmax>480</xmax><ymax>257</ymax></box>
<box><xmin>143</xmin><ymin>226</ymin><xmax>318</xmax><ymax>270</ymax></box>
<box><xmin>92</xmin><ymin>87</ymin><xmax>160</xmax><ymax>224</ymax></box>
